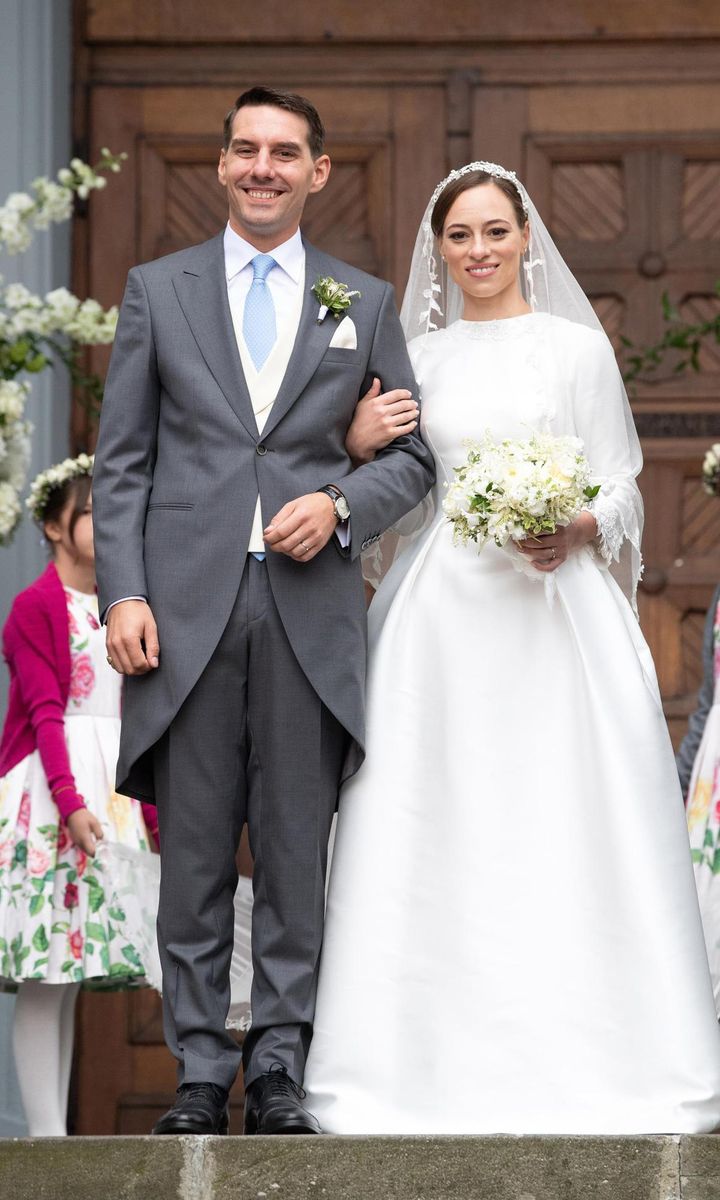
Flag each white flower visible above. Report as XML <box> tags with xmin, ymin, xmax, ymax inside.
<box><xmin>44</xmin><ymin>286</ymin><xmax>81</xmax><ymax>328</ymax></box>
<box><xmin>4</xmin><ymin>282</ymin><xmax>39</xmax><ymax>310</ymax></box>
<box><xmin>0</xmin><ymin>480</ymin><xmax>22</xmax><ymax>544</ymax></box>
<box><xmin>0</xmin><ymin>380</ymin><xmax>29</xmax><ymax>424</ymax></box>
<box><xmin>32</xmin><ymin>179</ymin><xmax>73</xmax><ymax>227</ymax></box>
<box><xmin>9</xmin><ymin>308</ymin><xmax>47</xmax><ymax>337</ymax></box>
<box><xmin>1</xmin><ymin>421</ymin><xmax>32</xmax><ymax>491</ymax></box>
<box><xmin>702</xmin><ymin>442</ymin><xmax>720</xmax><ymax>497</ymax></box>
<box><xmin>0</xmin><ymin>209</ymin><xmax>31</xmax><ymax>253</ymax></box>
<box><xmin>65</xmin><ymin>298</ymin><xmax>118</xmax><ymax>344</ymax></box>
<box><xmin>4</xmin><ymin>192</ymin><xmax>34</xmax><ymax>214</ymax></box>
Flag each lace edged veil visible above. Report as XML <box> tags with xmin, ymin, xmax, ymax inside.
<box><xmin>366</xmin><ymin>161</ymin><xmax>644</xmax><ymax>612</ymax></box>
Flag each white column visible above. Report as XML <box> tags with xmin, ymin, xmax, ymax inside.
<box><xmin>0</xmin><ymin>0</ymin><xmax>72</xmax><ymax>1137</ymax></box>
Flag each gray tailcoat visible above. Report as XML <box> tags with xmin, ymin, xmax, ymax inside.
<box><xmin>92</xmin><ymin>234</ymin><xmax>435</xmax><ymax>801</ymax></box>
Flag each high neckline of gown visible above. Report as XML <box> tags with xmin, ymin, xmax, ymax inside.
<box><xmin>449</xmin><ymin>312</ymin><xmax>546</xmax><ymax>340</ymax></box>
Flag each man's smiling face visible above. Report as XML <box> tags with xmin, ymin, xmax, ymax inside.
<box><xmin>218</xmin><ymin>104</ymin><xmax>331</xmax><ymax>250</ymax></box>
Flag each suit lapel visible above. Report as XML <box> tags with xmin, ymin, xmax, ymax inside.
<box><xmin>172</xmin><ymin>234</ymin><xmax>258</xmax><ymax>440</ymax></box>
<box><xmin>260</xmin><ymin>242</ymin><xmax>340</xmax><ymax>440</ymax></box>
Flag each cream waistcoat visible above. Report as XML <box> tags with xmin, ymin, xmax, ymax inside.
<box><xmin>230</xmin><ymin>268</ymin><xmax>306</xmax><ymax>552</ymax></box>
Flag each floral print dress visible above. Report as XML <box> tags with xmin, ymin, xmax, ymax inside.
<box><xmin>687</xmin><ymin>596</ymin><xmax>720</xmax><ymax>1011</ymax></box>
<box><xmin>0</xmin><ymin>586</ymin><xmax>157</xmax><ymax>987</ymax></box>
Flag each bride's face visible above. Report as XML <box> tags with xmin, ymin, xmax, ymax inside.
<box><xmin>438</xmin><ymin>183</ymin><xmax>529</xmax><ymax>311</ymax></box>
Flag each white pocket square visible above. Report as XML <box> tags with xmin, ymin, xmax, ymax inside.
<box><xmin>328</xmin><ymin>316</ymin><xmax>357</xmax><ymax>350</ymax></box>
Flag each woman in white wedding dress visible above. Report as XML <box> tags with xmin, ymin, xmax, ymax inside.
<box><xmin>302</xmin><ymin>163</ymin><xmax>720</xmax><ymax>1134</ymax></box>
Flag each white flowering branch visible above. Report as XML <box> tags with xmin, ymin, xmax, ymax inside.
<box><xmin>0</xmin><ymin>148</ymin><xmax>126</xmax><ymax>255</ymax></box>
<box><xmin>0</xmin><ymin>150</ymin><xmax>125</xmax><ymax>545</ymax></box>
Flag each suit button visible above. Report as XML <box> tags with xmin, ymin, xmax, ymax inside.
<box><xmin>256</xmin><ymin>443</ymin><xmax>267</xmax><ymax>456</ymax></box>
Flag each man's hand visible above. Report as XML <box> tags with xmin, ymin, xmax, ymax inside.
<box><xmin>67</xmin><ymin>808</ymin><xmax>104</xmax><ymax>857</ymax></box>
<box><xmin>106</xmin><ymin>599</ymin><xmax>160</xmax><ymax>675</ymax></box>
<box><xmin>264</xmin><ymin>493</ymin><xmax>339</xmax><ymax>562</ymax></box>
<box><xmin>345</xmin><ymin>377</ymin><xmax>419</xmax><ymax>466</ymax></box>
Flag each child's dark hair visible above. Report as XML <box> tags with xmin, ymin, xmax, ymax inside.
<box><xmin>41</xmin><ymin>475</ymin><xmax>92</xmax><ymax>548</ymax></box>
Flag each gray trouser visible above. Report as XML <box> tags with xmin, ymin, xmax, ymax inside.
<box><xmin>154</xmin><ymin>557</ymin><xmax>348</xmax><ymax>1091</ymax></box>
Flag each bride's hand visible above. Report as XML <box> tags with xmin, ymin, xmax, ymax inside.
<box><xmin>515</xmin><ymin>511</ymin><xmax>598</xmax><ymax>572</ymax></box>
<box><xmin>344</xmin><ymin>378</ymin><xmax>419</xmax><ymax>466</ymax></box>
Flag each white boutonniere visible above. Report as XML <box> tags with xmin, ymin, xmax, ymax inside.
<box><xmin>312</xmin><ymin>276</ymin><xmax>361</xmax><ymax>324</ymax></box>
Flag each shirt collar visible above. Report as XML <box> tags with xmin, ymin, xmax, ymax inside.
<box><xmin>223</xmin><ymin>224</ymin><xmax>304</xmax><ymax>284</ymax></box>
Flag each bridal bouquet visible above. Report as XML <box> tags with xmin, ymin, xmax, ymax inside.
<box><xmin>443</xmin><ymin>431</ymin><xmax>599</xmax><ymax>550</ymax></box>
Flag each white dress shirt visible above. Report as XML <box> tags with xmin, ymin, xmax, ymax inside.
<box><xmin>224</xmin><ymin>223</ymin><xmax>305</xmax><ymax>337</ymax></box>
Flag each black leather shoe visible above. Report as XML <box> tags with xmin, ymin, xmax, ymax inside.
<box><xmin>152</xmin><ymin>1083</ymin><xmax>229</xmax><ymax>1135</ymax></box>
<box><xmin>244</xmin><ymin>1064</ymin><xmax>321</xmax><ymax>1135</ymax></box>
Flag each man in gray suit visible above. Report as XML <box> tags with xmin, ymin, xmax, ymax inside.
<box><xmin>92</xmin><ymin>87</ymin><xmax>434</xmax><ymax>1135</ymax></box>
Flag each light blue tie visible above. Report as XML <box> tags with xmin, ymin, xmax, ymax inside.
<box><xmin>243</xmin><ymin>253</ymin><xmax>277</xmax><ymax>371</ymax></box>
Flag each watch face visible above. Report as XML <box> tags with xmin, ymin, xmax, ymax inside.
<box><xmin>336</xmin><ymin>495</ymin><xmax>350</xmax><ymax>521</ymax></box>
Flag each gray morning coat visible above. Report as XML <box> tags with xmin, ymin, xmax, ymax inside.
<box><xmin>92</xmin><ymin>234</ymin><xmax>435</xmax><ymax>801</ymax></box>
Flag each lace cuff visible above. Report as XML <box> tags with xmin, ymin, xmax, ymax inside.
<box><xmin>590</xmin><ymin>492</ymin><xmax>624</xmax><ymax>566</ymax></box>
<box><xmin>361</xmin><ymin>540</ymin><xmax>385</xmax><ymax>591</ymax></box>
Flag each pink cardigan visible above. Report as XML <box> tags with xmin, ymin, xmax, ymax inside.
<box><xmin>0</xmin><ymin>562</ymin><xmax>158</xmax><ymax>841</ymax></box>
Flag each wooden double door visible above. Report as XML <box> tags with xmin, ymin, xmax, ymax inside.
<box><xmin>72</xmin><ymin>2</ymin><xmax>720</xmax><ymax>1132</ymax></box>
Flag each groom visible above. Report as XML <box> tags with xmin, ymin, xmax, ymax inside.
<box><xmin>92</xmin><ymin>86</ymin><xmax>434</xmax><ymax>1135</ymax></box>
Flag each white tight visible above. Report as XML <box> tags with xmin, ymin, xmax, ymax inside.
<box><xmin>12</xmin><ymin>980</ymin><xmax>81</xmax><ymax>1136</ymax></box>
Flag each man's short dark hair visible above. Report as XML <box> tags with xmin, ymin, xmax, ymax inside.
<box><xmin>223</xmin><ymin>87</ymin><xmax>326</xmax><ymax>159</ymax></box>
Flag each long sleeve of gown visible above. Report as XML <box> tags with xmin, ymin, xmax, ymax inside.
<box><xmin>570</xmin><ymin>328</ymin><xmax>644</xmax><ymax>613</ymax></box>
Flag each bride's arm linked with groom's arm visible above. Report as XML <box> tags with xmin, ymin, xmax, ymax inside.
<box><xmin>263</xmin><ymin>280</ymin><xmax>431</xmax><ymax>565</ymax></box>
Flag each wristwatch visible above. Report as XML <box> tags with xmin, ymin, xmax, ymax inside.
<box><xmin>317</xmin><ymin>484</ymin><xmax>350</xmax><ymax>523</ymax></box>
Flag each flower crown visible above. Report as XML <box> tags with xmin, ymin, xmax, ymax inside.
<box><xmin>26</xmin><ymin>452</ymin><xmax>94</xmax><ymax>523</ymax></box>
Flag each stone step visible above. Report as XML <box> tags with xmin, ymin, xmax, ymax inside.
<box><xmin>0</xmin><ymin>1134</ymin><xmax>718</xmax><ymax>1200</ymax></box>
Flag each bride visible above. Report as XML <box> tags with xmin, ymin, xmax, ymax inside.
<box><xmin>302</xmin><ymin>162</ymin><xmax>720</xmax><ymax>1134</ymax></box>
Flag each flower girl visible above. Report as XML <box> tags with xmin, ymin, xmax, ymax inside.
<box><xmin>0</xmin><ymin>452</ymin><xmax>159</xmax><ymax>1135</ymax></box>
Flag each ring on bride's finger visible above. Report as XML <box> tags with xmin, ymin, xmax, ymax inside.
<box><xmin>300</xmin><ymin>541</ymin><xmax>310</xmax><ymax>553</ymax></box>
<box><xmin>550</xmin><ymin>548</ymin><xmax>557</xmax><ymax>560</ymax></box>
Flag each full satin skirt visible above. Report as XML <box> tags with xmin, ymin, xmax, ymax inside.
<box><xmin>303</xmin><ymin>524</ymin><xmax>720</xmax><ymax>1134</ymax></box>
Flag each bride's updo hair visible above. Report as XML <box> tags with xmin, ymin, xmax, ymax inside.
<box><xmin>430</xmin><ymin>170</ymin><xmax>527</xmax><ymax>237</ymax></box>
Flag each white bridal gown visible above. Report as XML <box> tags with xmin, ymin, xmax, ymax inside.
<box><xmin>303</xmin><ymin>313</ymin><xmax>720</xmax><ymax>1134</ymax></box>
